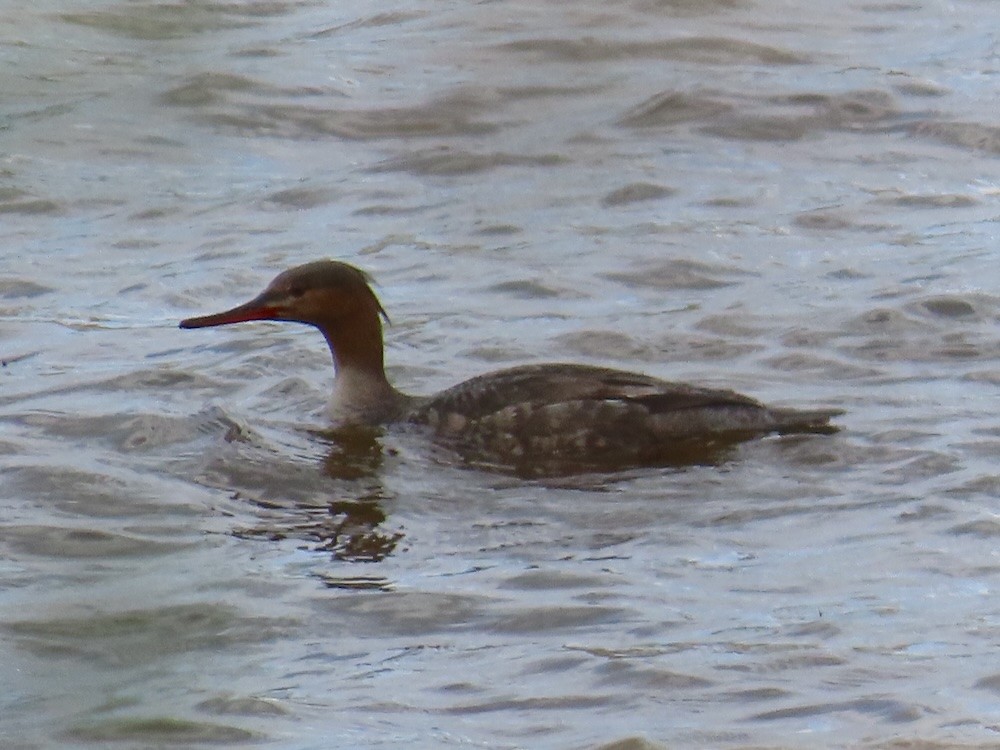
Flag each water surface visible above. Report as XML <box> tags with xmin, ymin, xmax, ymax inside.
<box><xmin>3</xmin><ymin>1</ymin><xmax>1000</xmax><ymax>747</ymax></box>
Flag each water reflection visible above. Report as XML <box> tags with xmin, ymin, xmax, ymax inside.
<box><xmin>230</xmin><ymin>425</ymin><xmax>402</xmax><ymax>566</ymax></box>
<box><xmin>317</xmin><ymin>424</ymin><xmax>390</xmax><ymax>480</ymax></box>
<box><xmin>235</xmin><ymin>492</ymin><xmax>402</xmax><ymax>565</ymax></box>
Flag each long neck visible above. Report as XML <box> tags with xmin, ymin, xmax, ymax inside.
<box><xmin>320</xmin><ymin>303</ymin><xmax>388</xmax><ymax>383</ymax></box>
<box><xmin>317</xmin><ymin>299</ymin><xmax>407</xmax><ymax>422</ymax></box>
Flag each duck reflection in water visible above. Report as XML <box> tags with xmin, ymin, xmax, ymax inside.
<box><xmin>232</xmin><ymin>425</ymin><xmax>402</xmax><ymax>568</ymax></box>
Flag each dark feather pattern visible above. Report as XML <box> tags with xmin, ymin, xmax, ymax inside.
<box><xmin>407</xmin><ymin>363</ymin><xmax>842</xmax><ymax>473</ymax></box>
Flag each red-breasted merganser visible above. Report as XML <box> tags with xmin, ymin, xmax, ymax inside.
<box><xmin>180</xmin><ymin>260</ymin><xmax>842</xmax><ymax>471</ymax></box>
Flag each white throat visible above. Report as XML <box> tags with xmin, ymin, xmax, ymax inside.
<box><xmin>327</xmin><ymin>366</ymin><xmax>401</xmax><ymax>425</ymax></box>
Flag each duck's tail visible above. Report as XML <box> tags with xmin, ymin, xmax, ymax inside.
<box><xmin>770</xmin><ymin>407</ymin><xmax>845</xmax><ymax>435</ymax></box>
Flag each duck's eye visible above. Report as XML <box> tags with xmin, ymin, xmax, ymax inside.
<box><xmin>288</xmin><ymin>286</ymin><xmax>306</xmax><ymax>298</ymax></box>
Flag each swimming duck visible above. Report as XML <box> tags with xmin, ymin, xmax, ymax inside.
<box><xmin>180</xmin><ymin>260</ymin><xmax>842</xmax><ymax>471</ymax></box>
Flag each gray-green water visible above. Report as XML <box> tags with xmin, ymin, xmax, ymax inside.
<box><xmin>3</xmin><ymin>1</ymin><xmax>1000</xmax><ymax>747</ymax></box>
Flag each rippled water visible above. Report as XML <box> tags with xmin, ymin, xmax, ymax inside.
<box><xmin>3</xmin><ymin>1</ymin><xmax>1000</xmax><ymax>747</ymax></box>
